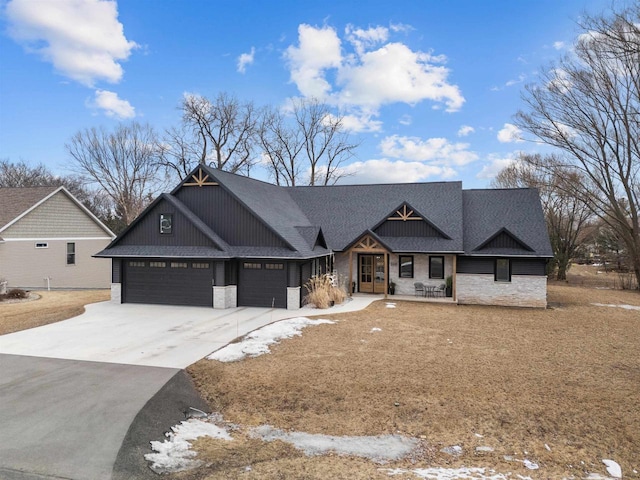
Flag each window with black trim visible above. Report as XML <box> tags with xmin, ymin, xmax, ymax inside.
<box><xmin>66</xmin><ymin>242</ymin><xmax>76</xmax><ymax>265</ymax></box>
<box><xmin>399</xmin><ymin>255</ymin><xmax>414</xmax><ymax>278</ymax></box>
<box><xmin>243</xmin><ymin>262</ymin><xmax>262</xmax><ymax>269</ymax></box>
<box><xmin>495</xmin><ymin>258</ymin><xmax>511</xmax><ymax>282</ymax></box>
<box><xmin>160</xmin><ymin>213</ymin><xmax>173</xmax><ymax>234</ymax></box>
<box><xmin>35</xmin><ymin>242</ymin><xmax>48</xmax><ymax>249</ymax></box>
<box><xmin>429</xmin><ymin>256</ymin><xmax>444</xmax><ymax>279</ymax></box>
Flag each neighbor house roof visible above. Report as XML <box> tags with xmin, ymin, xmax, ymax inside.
<box><xmin>0</xmin><ymin>186</ymin><xmax>58</xmax><ymax>231</ymax></box>
<box><xmin>97</xmin><ymin>166</ymin><xmax>552</xmax><ymax>260</ymax></box>
<box><xmin>0</xmin><ymin>186</ymin><xmax>115</xmax><ymax>239</ymax></box>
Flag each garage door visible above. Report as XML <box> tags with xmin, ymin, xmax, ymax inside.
<box><xmin>238</xmin><ymin>261</ymin><xmax>287</xmax><ymax>308</ymax></box>
<box><xmin>123</xmin><ymin>260</ymin><xmax>213</xmax><ymax>306</ymax></box>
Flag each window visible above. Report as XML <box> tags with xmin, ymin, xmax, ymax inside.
<box><xmin>429</xmin><ymin>256</ymin><xmax>444</xmax><ymax>279</ymax></box>
<box><xmin>150</xmin><ymin>261</ymin><xmax>166</xmax><ymax>268</ymax></box>
<box><xmin>128</xmin><ymin>261</ymin><xmax>145</xmax><ymax>267</ymax></box>
<box><xmin>399</xmin><ymin>255</ymin><xmax>414</xmax><ymax>278</ymax></box>
<box><xmin>35</xmin><ymin>242</ymin><xmax>48</xmax><ymax>249</ymax></box>
<box><xmin>159</xmin><ymin>213</ymin><xmax>173</xmax><ymax>234</ymax></box>
<box><xmin>192</xmin><ymin>262</ymin><xmax>210</xmax><ymax>269</ymax></box>
<box><xmin>495</xmin><ymin>258</ymin><xmax>511</xmax><ymax>282</ymax></box>
<box><xmin>265</xmin><ymin>263</ymin><xmax>284</xmax><ymax>270</ymax></box>
<box><xmin>170</xmin><ymin>262</ymin><xmax>188</xmax><ymax>268</ymax></box>
<box><xmin>243</xmin><ymin>262</ymin><xmax>262</xmax><ymax>269</ymax></box>
<box><xmin>66</xmin><ymin>242</ymin><xmax>75</xmax><ymax>265</ymax></box>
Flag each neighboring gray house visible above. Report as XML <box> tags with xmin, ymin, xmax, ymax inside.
<box><xmin>97</xmin><ymin>165</ymin><xmax>552</xmax><ymax>309</ymax></box>
<box><xmin>0</xmin><ymin>186</ymin><xmax>115</xmax><ymax>289</ymax></box>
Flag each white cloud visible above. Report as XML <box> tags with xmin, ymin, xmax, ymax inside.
<box><xmin>284</xmin><ymin>24</ymin><xmax>342</xmax><ymax>98</ymax></box>
<box><xmin>399</xmin><ymin>115</ymin><xmax>412</xmax><ymax>126</ymax></box>
<box><xmin>476</xmin><ymin>152</ymin><xmax>520</xmax><ymax>180</ymax></box>
<box><xmin>497</xmin><ymin>123</ymin><xmax>523</xmax><ymax>143</ymax></box>
<box><xmin>379</xmin><ymin>135</ymin><xmax>478</xmax><ymax>166</ymax></box>
<box><xmin>91</xmin><ymin>89</ymin><xmax>135</xmax><ymax>118</ymax></box>
<box><xmin>553</xmin><ymin>41</ymin><xmax>566</xmax><ymax>50</ymax></box>
<box><xmin>389</xmin><ymin>22</ymin><xmax>414</xmax><ymax>34</ymax></box>
<box><xmin>338</xmin><ymin>159</ymin><xmax>457</xmax><ymax>184</ymax></box>
<box><xmin>457</xmin><ymin>125</ymin><xmax>474</xmax><ymax>137</ymax></box>
<box><xmin>237</xmin><ymin>47</ymin><xmax>255</xmax><ymax>73</ymax></box>
<box><xmin>336</xmin><ymin>112</ymin><xmax>383</xmax><ymax>133</ymax></box>
<box><xmin>284</xmin><ymin>23</ymin><xmax>464</xmax><ymax>116</ymax></box>
<box><xmin>505</xmin><ymin>74</ymin><xmax>525</xmax><ymax>87</ymax></box>
<box><xmin>6</xmin><ymin>0</ymin><xmax>137</xmax><ymax>87</ymax></box>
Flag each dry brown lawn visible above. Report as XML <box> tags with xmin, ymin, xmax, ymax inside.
<box><xmin>179</xmin><ymin>281</ymin><xmax>640</xmax><ymax>480</ymax></box>
<box><xmin>0</xmin><ymin>290</ymin><xmax>109</xmax><ymax>335</ymax></box>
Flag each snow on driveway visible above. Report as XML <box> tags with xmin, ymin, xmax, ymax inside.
<box><xmin>592</xmin><ymin>303</ymin><xmax>640</xmax><ymax>311</ymax></box>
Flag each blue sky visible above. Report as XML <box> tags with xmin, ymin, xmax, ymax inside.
<box><xmin>0</xmin><ymin>0</ymin><xmax>615</xmax><ymax>188</ymax></box>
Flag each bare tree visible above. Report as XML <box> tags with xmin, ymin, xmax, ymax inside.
<box><xmin>515</xmin><ymin>6</ymin><xmax>640</xmax><ymax>288</ymax></box>
<box><xmin>493</xmin><ymin>154</ymin><xmax>592</xmax><ymax>280</ymax></box>
<box><xmin>259</xmin><ymin>98</ymin><xmax>358</xmax><ymax>186</ymax></box>
<box><xmin>157</xmin><ymin>125</ymin><xmax>203</xmax><ymax>181</ymax></box>
<box><xmin>66</xmin><ymin>122</ymin><xmax>164</xmax><ymax>227</ymax></box>
<box><xmin>180</xmin><ymin>92</ymin><xmax>257</xmax><ymax>175</ymax></box>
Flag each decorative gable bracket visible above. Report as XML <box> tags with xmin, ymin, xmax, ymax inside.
<box><xmin>387</xmin><ymin>204</ymin><xmax>422</xmax><ymax>221</ymax></box>
<box><xmin>183</xmin><ymin>167</ymin><xmax>219</xmax><ymax>187</ymax></box>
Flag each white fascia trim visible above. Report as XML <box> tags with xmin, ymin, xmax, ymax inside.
<box><xmin>2</xmin><ymin>237</ymin><xmax>113</xmax><ymax>242</ymax></box>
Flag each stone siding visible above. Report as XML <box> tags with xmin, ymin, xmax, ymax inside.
<box><xmin>213</xmin><ymin>285</ymin><xmax>237</xmax><ymax>309</ymax></box>
<box><xmin>457</xmin><ymin>274</ymin><xmax>547</xmax><ymax>308</ymax></box>
<box><xmin>110</xmin><ymin>283</ymin><xmax>122</xmax><ymax>303</ymax></box>
<box><xmin>287</xmin><ymin>287</ymin><xmax>301</xmax><ymax>310</ymax></box>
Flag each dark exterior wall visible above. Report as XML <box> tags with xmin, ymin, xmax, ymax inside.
<box><xmin>481</xmin><ymin>231</ymin><xmax>529</xmax><ymax>250</ymax></box>
<box><xmin>374</xmin><ymin>219</ymin><xmax>443</xmax><ymax>237</ymax></box>
<box><xmin>300</xmin><ymin>261</ymin><xmax>313</xmax><ymax>304</ymax></box>
<box><xmin>112</xmin><ymin>258</ymin><xmax>121</xmax><ymax>283</ymax></box>
<box><xmin>457</xmin><ymin>256</ymin><xmax>547</xmax><ymax>275</ymax></box>
<box><xmin>288</xmin><ymin>262</ymin><xmax>301</xmax><ymax>287</ymax></box>
<box><xmin>176</xmin><ymin>186</ymin><xmax>287</xmax><ymax>247</ymax></box>
<box><xmin>119</xmin><ymin>199</ymin><xmax>215</xmax><ymax>247</ymax></box>
<box><xmin>226</xmin><ymin>260</ymin><xmax>238</xmax><ymax>285</ymax></box>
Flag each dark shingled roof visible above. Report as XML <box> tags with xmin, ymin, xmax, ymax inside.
<box><xmin>97</xmin><ymin>167</ymin><xmax>552</xmax><ymax>260</ymax></box>
<box><xmin>462</xmin><ymin>189</ymin><xmax>553</xmax><ymax>257</ymax></box>
<box><xmin>288</xmin><ymin>182</ymin><xmax>464</xmax><ymax>253</ymax></box>
<box><xmin>0</xmin><ymin>186</ymin><xmax>58</xmax><ymax>230</ymax></box>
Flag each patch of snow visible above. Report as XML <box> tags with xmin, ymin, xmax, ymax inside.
<box><xmin>207</xmin><ymin>317</ymin><xmax>334</xmax><ymax>362</ymax></box>
<box><xmin>592</xmin><ymin>303</ymin><xmax>640</xmax><ymax>311</ymax></box>
<box><xmin>250</xmin><ymin>425</ymin><xmax>418</xmax><ymax>463</ymax></box>
<box><xmin>386</xmin><ymin>303</ymin><xmax>397</xmax><ymax>308</ymax></box>
<box><xmin>474</xmin><ymin>433</ymin><xmax>484</xmax><ymax>438</ymax></box>
<box><xmin>475</xmin><ymin>446</ymin><xmax>494</xmax><ymax>452</ymax></box>
<box><xmin>523</xmin><ymin>460</ymin><xmax>539</xmax><ymax>470</ymax></box>
<box><xmin>602</xmin><ymin>459</ymin><xmax>622</xmax><ymax>478</ymax></box>
<box><xmin>440</xmin><ymin>445</ymin><xmax>463</xmax><ymax>456</ymax></box>
<box><xmin>145</xmin><ymin>417</ymin><xmax>232</xmax><ymax>474</ymax></box>
<box><xmin>544</xmin><ymin>443</ymin><xmax>551</xmax><ymax>451</ymax></box>
<box><xmin>371</xmin><ymin>327</ymin><xmax>382</xmax><ymax>333</ymax></box>
<box><xmin>385</xmin><ymin>467</ymin><xmax>520</xmax><ymax>479</ymax></box>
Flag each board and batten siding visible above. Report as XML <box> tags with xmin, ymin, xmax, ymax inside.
<box><xmin>118</xmin><ymin>198</ymin><xmax>216</xmax><ymax>247</ymax></box>
<box><xmin>456</xmin><ymin>257</ymin><xmax>546</xmax><ymax>276</ymax></box>
<box><xmin>1</xmin><ymin>190</ymin><xmax>108</xmax><ymax>238</ymax></box>
<box><xmin>175</xmin><ymin>185</ymin><xmax>288</xmax><ymax>247</ymax></box>
<box><xmin>0</xmin><ymin>238</ymin><xmax>112</xmax><ymax>289</ymax></box>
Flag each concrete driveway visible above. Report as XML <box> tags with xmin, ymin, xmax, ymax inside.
<box><xmin>0</xmin><ymin>297</ymin><xmax>377</xmax><ymax>479</ymax></box>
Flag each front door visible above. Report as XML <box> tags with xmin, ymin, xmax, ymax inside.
<box><xmin>359</xmin><ymin>254</ymin><xmax>386</xmax><ymax>293</ymax></box>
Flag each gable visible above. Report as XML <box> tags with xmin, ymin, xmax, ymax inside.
<box><xmin>373</xmin><ymin>203</ymin><xmax>450</xmax><ymax>239</ymax></box>
<box><xmin>174</xmin><ymin>172</ymin><xmax>288</xmax><ymax>248</ymax></box>
<box><xmin>474</xmin><ymin>228</ymin><xmax>533</xmax><ymax>252</ymax></box>
<box><xmin>117</xmin><ymin>198</ymin><xmax>218</xmax><ymax>248</ymax></box>
<box><xmin>1</xmin><ymin>190</ymin><xmax>110</xmax><ymax>239</ymax></box>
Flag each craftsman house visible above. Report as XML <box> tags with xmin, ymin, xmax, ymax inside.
<box><xmin>0</xmin><ymin>186</ymin><xmax>115</xmax><ymax>289</ymax></box>
<box><xmin>97</xmin><ymin>165</ymin><xmax>552</xmax><ymax>309</ymax></box>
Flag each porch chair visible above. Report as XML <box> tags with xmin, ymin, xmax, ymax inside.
<box><xmin>414</xmin><ymin>282</ymin><xmax>425</xmax><ymax>297</ymax></box>
<box><xmin>434</xmin><ymin>283</ymin><xmax>446</xmax><ymax>297</ymax></box>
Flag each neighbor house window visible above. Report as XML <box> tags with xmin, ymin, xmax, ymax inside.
<box><xmin>66</xmin><ymin>242</ymin><xmax>75</xmax><ymax>265</ymax></box>
<box><xmin>429</xmin><ymin>256</ymin><xmax>444</xmax><ymax>279</ymax></box>
<box><xmin>399</xmin><ymin>255</ymin><xmax>414</xmax><ymax>278</ymax></box>
<box><xmin>35</xmin><ymin>242</ymin><xmax>48</xmax><ymax>249</ymax></box>
<box><xmin>495</xmin><ymin>258</ymin><xmax>511</xmax><ymax>282</ymax></box>
<box><xmin>159</xmin><ymin>213</ymin><xmax>173</xmax><ymax>234</ymax></box>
